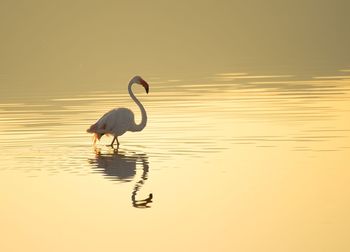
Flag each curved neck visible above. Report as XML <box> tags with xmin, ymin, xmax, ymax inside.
<box><xmin>128</xmin><ymin>82</ymin><xmax>147</xmax><ymax>132</ymax></box>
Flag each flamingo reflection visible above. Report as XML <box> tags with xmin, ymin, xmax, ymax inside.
<box><xmin>89</xmin><ymin>148</ymin><xmax>153</xmax><ymax>208</ymax></box>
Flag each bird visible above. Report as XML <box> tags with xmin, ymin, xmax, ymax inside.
<box><xmin>87</xmin><ymin>75</ymin><xmax>149</xmax><ymax>147</ymax></box>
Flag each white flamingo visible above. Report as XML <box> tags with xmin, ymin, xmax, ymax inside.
<box><xmin>87</xmin><ymin>76</ymin><xmax>149</xmax><ymax>147</ymax></box>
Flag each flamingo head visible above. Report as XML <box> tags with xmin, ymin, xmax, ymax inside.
<box><xmin>131</xmin><ymin>76</ymin><xmax>149</xmax><ymax>94</ymax></box>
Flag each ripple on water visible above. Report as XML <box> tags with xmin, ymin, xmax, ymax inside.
<box><xmin>0</xmin><ymin>72</ymin><xmax>349</xmax><ymax>174</ymax></box>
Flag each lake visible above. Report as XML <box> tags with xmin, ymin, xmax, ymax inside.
<box><xmin>1</xmin><ymin>1</ymin><xmax>350</xmax><ymax>251</ymax></box>
<box><xmin>1</xmin><ymin>70</ymin><xmax>350</xmax><ymax>251</ymax></box>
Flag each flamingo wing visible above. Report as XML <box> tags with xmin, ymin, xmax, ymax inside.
<box><xmin>87</xmin><ymin>108</ymin><xmax>135</xmax><ymax>139</ymax></box>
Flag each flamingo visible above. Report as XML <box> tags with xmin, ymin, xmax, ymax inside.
<box><xmin>87</xmin><ymin>76</ymin><xmax>149</xmax><ymax>147</ymax></box>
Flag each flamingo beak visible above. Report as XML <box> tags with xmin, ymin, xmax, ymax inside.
<box><xmin>141</xmin><ymin>80</ymin><xmax>149</xmax><ymax>94</ymax></box>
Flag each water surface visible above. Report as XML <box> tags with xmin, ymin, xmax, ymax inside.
<box><xmin>1</xmin><ymin>70</ymin><xmax>350</xmax><ymax>251</ymax></box>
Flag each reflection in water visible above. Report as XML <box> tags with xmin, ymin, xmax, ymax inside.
<box><xmin>131</xmin><ymin>167</ymin><xmax>153</xmax><ymax>209</ymax></box>
<box><xmin>89</xmin><ymin>148</ymin><xmax>153</xmax><ymax>208</ymax></box>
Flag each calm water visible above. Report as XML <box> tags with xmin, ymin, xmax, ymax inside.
<box><xmin>0</xmin><ymin>70</ymin><xmax>350</xmax><ymax>251</ymax></box>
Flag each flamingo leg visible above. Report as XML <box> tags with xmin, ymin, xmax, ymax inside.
<box><xmin>110</xmin><ymin>137</ymin><xmax>116</xmax><ymax>146</ymax></box>
<box><xmin>108</xmin><ymin>137</ymin><xmax>120</xmax><ymax>148</ymax></box>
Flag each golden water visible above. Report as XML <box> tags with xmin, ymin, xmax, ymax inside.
<box><xmin>0</xmin><ymin>71</ymin><xmax>350</xmax><ymax>251</ymax></box>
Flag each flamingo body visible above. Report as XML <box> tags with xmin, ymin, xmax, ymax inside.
<box><xmin>87</xmin><ymin>76</ymin><xmax>149</xmax><ymax>146</ymax></box>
